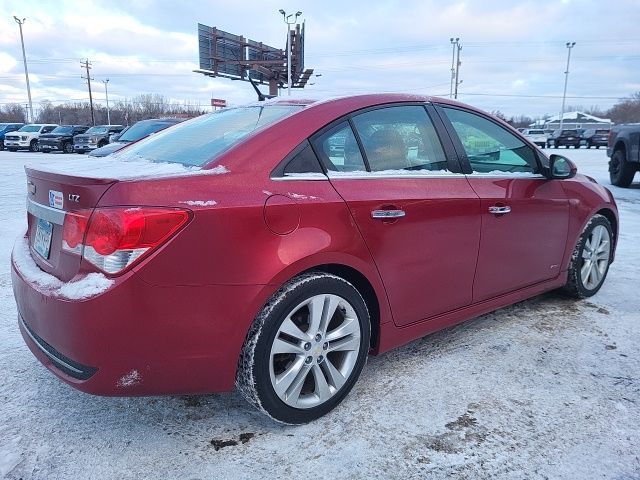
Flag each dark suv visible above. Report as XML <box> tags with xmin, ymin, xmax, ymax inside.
<box><xmin>0</xmin><ymin>123</ymin><xmax>24</xmax><ymax>150</ymax></box>
<box><xmin>73</xmin><ymin>125</ymin><xmax>124</xmax><ymax>153</ymax></box>
<box><xmin>548</xmin><ymin>129</ymin><xmax>581</xmax><ymax>149</ymax></box>
<box><xmin>582</xmin><ymin>128</ymin><xmax>610</xmax><ymax>149</ymax></box>
<box><xmin>39</xmin><ymin>125</ymin><xmax>89</xmax><ymax>153</ymax></box>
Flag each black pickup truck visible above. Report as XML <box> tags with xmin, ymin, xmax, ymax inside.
<box><xmin>39</xmin><ymin>125</ymin><xmax>89</xmax><ymax>153</ymax></box>
<box><xmin>607</xmin><ymin>124</ymin><xmax>640</xmax><ymax>187</ymax></box>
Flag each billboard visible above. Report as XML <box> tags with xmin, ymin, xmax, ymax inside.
<box><xmin>195</xmin><ymin>23</ymin><xmax>314</xmax><ymax>92</ymax></box>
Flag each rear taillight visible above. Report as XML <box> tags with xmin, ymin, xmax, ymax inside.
<box><xmin>62</xmin><ymin>207</ymin><xmax>189</xmax><ymax>275</ymax></box>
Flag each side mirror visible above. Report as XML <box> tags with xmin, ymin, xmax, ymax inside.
<box><xmin>545</xmin><ymin>154</ymin><xmax>577</xmax><ymax>179</ymax></box>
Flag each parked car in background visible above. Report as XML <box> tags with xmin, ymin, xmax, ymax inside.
<box><xmin>39</xmin><ymin>125</ymin><xmax>90</xmax><ymax>154</ymax></box>
<box><xmin>89</xmin><ymin>118</ymin><xmax>183</xmax><ymax>157</ymax></box>
<box><xmin>607</xmin><ymin>123</ymin><xmax>640</xmax><ymax>187</ymax></box>
<box><xmin>4</xmin><ymin>124</ymin><xmax>58</xmax><ymax>152</ymax></box>
<box><xmin>582</xmin><ymin>128</ymin><xmax>610</xmax><ymax>149</ymax></box>
<box><xmin>73</xmin><ymin>125</ymin><xmax>124</xmax><ymax>153</ymax></box>
<box><xmin>0</xmin><ymin>123</ymin><xmax>25</xmax><ymax>150</ymax></box>
<box><xmin>12</xmin><ymin>95</ymin><xmax>620</xmax><ymax>424</ymax></box>
<box><xmin>547</xmin><ymin>129</ymin><xmax>581</xmax><ymax>149</ymax></box>
<box><xmin>523</xmin><ymin>128</ymin><xmax>547</xmax><ymax>148</ymax></box>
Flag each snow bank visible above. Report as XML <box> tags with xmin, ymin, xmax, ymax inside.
<box><xmin>28</xmin><ymin>154</ymin><xmax>229</xmax><ymax>181</ymax></box>
<box><xmin>12</xmin><ymin>236</ymin><xmax>113</xmax><ymax>300</ymax></box>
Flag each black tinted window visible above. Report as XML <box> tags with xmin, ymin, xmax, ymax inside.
<box><xmin>283</xmin><ymin>143</ymin><xmax>324</xmax><ymax>175</ymax></box>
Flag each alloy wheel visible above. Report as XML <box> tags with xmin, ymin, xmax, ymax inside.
<box><xmin>269</xmin><ymin>294</ymin><xmax>361</xmax><ymax>409</ymax></box>
<box><xmin>580</xmin><ymin>225</ymin><xmax>610</xmax><ymax>290</ymax></box>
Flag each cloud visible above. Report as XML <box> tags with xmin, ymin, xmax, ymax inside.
<box><xmin>0</xmin><ymin>0</ymin><xmax>638</xmax><ymax>117</ymax></box>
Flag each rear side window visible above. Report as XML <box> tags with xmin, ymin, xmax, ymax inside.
<box><xmin>442</xmin><ymin>107</ymin><xmax>537</xmax><ymax>174</ymax></box>
<box><xmin>283</xmin><ymin>143</ymin><xmax>324</xmax><ymax>175</ymax></box>
<box><xmin>313</xmin><ymin>122</ymin><xmax>367</xmax><ymax>172</ymax></box>
<box><xmin>351</xmin><ymin>106</ymin><xmax>448</xmax><ymax>172</ymax></box>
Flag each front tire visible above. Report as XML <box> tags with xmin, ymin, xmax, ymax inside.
<box><xmin>29</xmin><ymin>140</ymin><xmax>39</xmax><ymax>152</ymax></box>
<box><xmin>63</xmin><ymin>142</ymin><xmax>74</xmax><ymax>154</ymax></box>
<box><xmin>609</xmin><ymin>149</ymin><xmax>635</xmax><ymax>187</ymax></box>
<box><xmin>563</xmin><ymin>214</ymin><xmax>613</xmax><ymax>298</ymax></box>
<box><xmin>237</xmin><ymin>272</ymin><xmax>370</xmax><ymax>424</ymax></box>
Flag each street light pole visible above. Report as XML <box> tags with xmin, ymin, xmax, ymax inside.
<box><xmin>449</xmin><ymin>37</ymin><xmax>459</xmax><ymax>98</ymax></box>
<box><xmin>559</xmin><ymin>42</ymin><xmax>576</xmax><ymax>131</ymax></box>
<box><xmin>14</xmin><ymin>16</ymin><xmax>33</xmax><ymax>123</ymax></box>
<box><xmin>102</xmin><ymin>79</ymin><xmax>110</xmax><ymax>125</ymax></box>
<box><xmin>453</xmin><ymin>42</ymin><xmax>462</xmax><ymax>99</ymax></box>
<box><xmin>279</xmin><ymin>9</ymin><xmax>302</xmax><ymax>96</ymax></box>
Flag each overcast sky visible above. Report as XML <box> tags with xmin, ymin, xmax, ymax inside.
<box><xmin>1</xmin><ymin>0</ymin><xmax>638</xmax><ymax>119</ymax></box>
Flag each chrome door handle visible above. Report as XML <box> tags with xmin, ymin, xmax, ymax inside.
<box><xmin>489</xmin><ymin>206</ymin><xmax>511</xmax><ymax>214</ymax></box>
<box><xmin>371</xmin><ymin>209</ymin><xmax>406</xmax><ymax>219</ymax></box>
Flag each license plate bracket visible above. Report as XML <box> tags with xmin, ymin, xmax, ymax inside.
<box><xmin>33</xmin><ymin>218</ymin><xmax>53</xmax><ymax>259</ymax></box>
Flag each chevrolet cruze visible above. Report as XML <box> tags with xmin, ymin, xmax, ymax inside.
<box><xmin>12</xmin><ymin>94</ymin><xmax>618</xmax><ymax>423</ymax></box>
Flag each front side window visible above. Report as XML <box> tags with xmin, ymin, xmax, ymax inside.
<box><xmin>442</xmin><ymin>107</ymin><xmax>537</xmax><ymax>174</ymax></box>
<box><xmin>351</xmin><ymin>106</ymin><xmax>448</xmax><ymax>172</ymax></box>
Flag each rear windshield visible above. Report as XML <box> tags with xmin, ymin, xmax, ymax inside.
<box><xmin>50</xmin><ymin>126</ymin><xmax>74</xmax><ymax>134</ymax></box>
<box><xmin>527</xmin><ymin>130</ymin><xmax>544</xmax><ymax>134</ymax></box>
<box><xmin>561</xmin><ymin>130</ymin><xmax>578</xmax><ymax>135</ymax></box>
<box><xmin>595</xmin><ymin>129</ymin><xmax>609</xmax><ymax>134</ymax></box>
<box><xmin>118</xmin><ymin>121</ymin><xmax>175</xmax><ymax>142</ymax></box>
<box><xmin>115</xmin><ymin>105</ymin><xmax>303</xmax><ymax>166</ymax></box>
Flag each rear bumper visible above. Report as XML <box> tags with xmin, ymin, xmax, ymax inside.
<box><xmin>11</xmin><ymin>245</ymin><xmax>268</xmax><ymax>396</ymax></box>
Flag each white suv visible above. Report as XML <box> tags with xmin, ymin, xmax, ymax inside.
<box><xmin>4</xmin><ymin>124</ymin><xmax>59</xmax><ymax>152</ymax></box>
<box><xmin>523</xmin><ymin>129</ymin><xmax>547</xmax><ymax>148</ymax></box>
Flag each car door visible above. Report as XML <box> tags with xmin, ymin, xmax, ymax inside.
<box><xmin>311</xmin><ymin>104</ymin><xmax>481</xmax><ymax>326</ymax></box>
<box><xmin>436</xmin><ymin>105</ymin><xmax>570</xmax><ymax>302</ymax></box>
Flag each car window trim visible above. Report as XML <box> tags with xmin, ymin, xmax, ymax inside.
<box><xmin>432</xmin><ymin>103</ymin><xmax>543</xmax><ymax>175</ymax></box>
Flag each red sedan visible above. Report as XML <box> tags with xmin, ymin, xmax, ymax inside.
<box><xmin>12</xmin><ymin>94</ymin><xmax>618</xmax><ymax>424</ymax></box>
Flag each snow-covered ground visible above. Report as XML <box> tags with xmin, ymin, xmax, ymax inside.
<box><xmin>1</xmin><ymin>149</ymin><xmax>639</xmax><ymax>479</ymax></box>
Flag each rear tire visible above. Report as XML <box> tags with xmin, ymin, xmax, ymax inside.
<box><xmin>563</xmin><ymin>214</ymin><xmax>613</xmax><ymax>299</ymax></box>
<box><xmin>609</xmin><ymin>149</ymin><xmax>635</xmax><ymax>187</ymax></box>
<box><xmin>237</xmin><ymin>272</ymin><xmax>370</xmax><ymax>424</ymax></box>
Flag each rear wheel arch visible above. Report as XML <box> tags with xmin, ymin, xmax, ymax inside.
<box><xmin>261</xmin><ymin>260</ymin><xmax>383</xmax><ymax>352</ymax></box>
<box><xmin>304</xmin><ymin>264</ymin><xmax>381</xmax><ymax>351</ymax></box>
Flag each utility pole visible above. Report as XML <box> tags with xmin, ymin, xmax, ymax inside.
<box><xmin>102</xmin><ymin>79</ymin><xmax>110</xmax><ymax>125</ymax></box>
<box><xmin>14</xmin><ymin>17</ymin><xmax>33</xmax><ymax>123</ymax></box>
<box><xmin>279</xmin><ymin>9</ymin><xmax>302</xmax><ymax>96</ymax></box>
<box><xmin>81</xmin><ymin>59</ymin><xmax>95</xmax><ymax>126</ymax></box>
<box><xmin>559</xmin><ymin>42</ymin><xmax>576</xmax><ymax>131</ymax></box>
<box><xmin>449</xmin><ymin>37</ymin><xmax>459</xmax><ymax>98</ymax></box>
<box><xmin>453</xmin><ymin>41</ymin><xmax>462</xmax><ymax>99</ymax></box>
